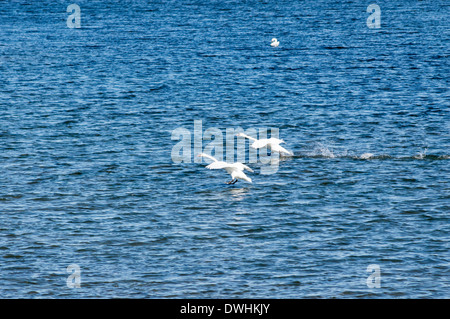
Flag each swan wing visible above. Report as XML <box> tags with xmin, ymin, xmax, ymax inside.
<box><xmin>232</xmin><ymin>163</ymin><xmax>254</xmax><ymax>173</ymax></box>
<box><xmin>251</xmin><ymin>139</ymin><xmax>270</xmax><ymax>149</ymax></box>
<box><xmin>231</xmin><ymin>170</ymin><xmax>252</xmax><ymax>183</ymax></box>
<box><xmin>269</xmin><ymin>138</ymin><xmax>285</xmax><ymax>144</ymax></box>
<box><xmin>205</xmin><ymin>161</ymin><xmax>229</xmax><ymax>170</ymax></box>
<box><xmin>270</xmin><ymin>144</ymin><xmax>293</xmax><ymax>156</ymax></box>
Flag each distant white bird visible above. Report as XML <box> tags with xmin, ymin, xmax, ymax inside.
<box><xmin>236</xmin><ymin>133</ymin><xmax>294</xmax><ymax>156</ymax></box>
<box><xmin>198</xmin><ymin>153</ymin><xmax>253</xmax><ymax>184</ymax></box>
<box><xmin>270</xmin><ymin>38</ymin><xmax>279</xmax><ymax>47</ymax></box>
<box><xmin>360</xmin><ymin>153</ymin><xmax>374</xmax><ymax>159</ymax></box>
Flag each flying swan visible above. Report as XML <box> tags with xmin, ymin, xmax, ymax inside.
<box><xmin>236</xmin><ymin>133</ymin><xmax>294</xmax><ymax>156</ymax></box>
<box><xmin>198</xmin><ymin>153</ymin><xmax>253</xmax><ymax>184</ymax></box>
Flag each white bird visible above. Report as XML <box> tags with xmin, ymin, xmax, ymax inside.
<box><xmin>236</xmin><ymin>133</ymin><xmax>294</xmax><ymax>156</ymax></box>
<box><xmin>360</xmin><ymin>153</ymin><xmax>374</xmax><ymax>160</ymax></box>
<box><xmin>198</xmin><ymin>153</ymin><xmax>253</xmax><ymax>185</ymax></box>
<box><xmin>270</xmin><ymin>38</ymin><xmax>279</xmax><ymax>47</ymax></box>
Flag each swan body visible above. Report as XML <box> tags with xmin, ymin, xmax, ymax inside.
<box><xmin>270</xmin><ymin>38</ymin><xmax>279</xmax><ymax>47</ymax></box>
<box><xmin>198</xmin><ymin>153</ymin><xmax>253</xmax><ymax>184</ymax></box>
<box><xmin>360</xmin><ymin>153</ymin><xmax>374</xmax><ymax>159</ymax></box>
<box><xmin>236</xmin><ymin>133</ymin><xmax>293</xmax><ymax>156</ymax></box>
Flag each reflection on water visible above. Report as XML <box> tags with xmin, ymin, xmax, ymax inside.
<box><xmin>227</xmin><ymin>187</ymin><xmax>251</xmax><ymax>201</ymax></box>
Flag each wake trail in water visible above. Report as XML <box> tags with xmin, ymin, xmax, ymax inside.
<box><xmin>289</xmin><ymin>144</ymin><xmax>449</xmax><ymax>161</ymax></box>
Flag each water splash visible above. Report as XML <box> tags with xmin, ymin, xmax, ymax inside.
<box><xmin>291</xmin><ymin>144</ymin><xmax>447</xmax><ymax>161</ymax></box>
<box><xmin>413</xmin><ymin>147</ymin><xmax>428</xmax><ymax>160</ymax></box>
<box><xmin>305</xmin><ymin>143</ymin><xmax>336</xmax><ymax>158</ymax></box>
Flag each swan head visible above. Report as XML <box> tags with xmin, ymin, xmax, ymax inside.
<box><xmin>271</xmin><ymin>38</ymin><xmax>277</xmax><ymax>42</ymax></box>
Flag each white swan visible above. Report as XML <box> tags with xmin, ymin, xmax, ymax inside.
<box><xmin>270</xmin><ymin>38</ymin><xmax>279</xmax><ymax>47</ymax></box>
<box><xmin>360</xmin><ymin>153</ymin><xmax>374</xmax><ymax>160</ymax></box>
<box><xmin>236</xmin><ymin>133</ymin><xmax>293</xmax><ymax>156</ymax></box>
<box><xmin>198</xmin><ymin>153</ymin><xmax>253</xmax><ymax>184</ymax></box>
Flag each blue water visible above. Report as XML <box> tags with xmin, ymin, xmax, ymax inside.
<box><xmin>0</xmin><ymin>0</ymin><xmax>449</xmax><ymax>298</ymax></box>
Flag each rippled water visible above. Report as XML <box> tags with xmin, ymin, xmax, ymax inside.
<box><xmin>0</xmin><ymin>1</ymin><xmax>449</xmax><ymax>298</ymax></box>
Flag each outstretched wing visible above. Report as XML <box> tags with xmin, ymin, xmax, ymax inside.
<box><xmin>205</xmin><ymin>161</ymin><xmax>229</xmax><ymax>170</ymax></box>
<box><xmin>251</xmin><ymin>139</ymin><xmax>270</xmax><ymax>149</ymax></box>
<box><xmin>268</xmin><ymin>138</ymin><xmax>285</xmax><ymax>144</ymax></box>
<box><xmin>230</xmin><ymin>162</ymin><xmax>254</xmax><ymax>173</ymax></box>
<box><xmin>270</xmin><ymin>144</ymin><xmax>293</xmax><ymax>156</ymax></box>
